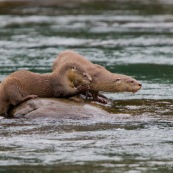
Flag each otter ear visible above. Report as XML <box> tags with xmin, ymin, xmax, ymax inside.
<box><xmin>114</xmin><ymin>78</ymin><xmax>121</xmax><ymax>82</ymax></box>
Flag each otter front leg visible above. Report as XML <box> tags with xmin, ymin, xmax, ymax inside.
<box><xmin>10</xmin><ymin>92</ymin><xmax>38</xmax><ymax>106</ymax></box>
<box><xmin>10</xmin><ymin>93</ymin><xmax>38</xmax><ymax>106</ymax></box>
<box><xmin>92</xmin><ymin>91</ymin><xmax>108</xmax><ymax>104</ymax></box>
<box><xmin>15</xmin><ymin>95</ymin><xmax>38</xmax><ymax>105</ymax></box>
<box><xmin>63</xmin><ymin>85</ymin><xmax>90</xmax><ymax>98</ymax></box>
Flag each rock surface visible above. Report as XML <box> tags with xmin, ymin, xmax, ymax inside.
<box><xmin>10</xmin><ymin>98</ymin><xmax>111</xmax><ymax>119</ymax></box>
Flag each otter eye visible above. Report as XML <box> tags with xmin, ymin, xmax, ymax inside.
<box><xmin>114</xmin><ymin>78</ymin><xmax>121</xmax><ymax>82</ymax></box>
<box><xmin>71</xmin><ymin>66</ymin><xmax>76</xmax><ymax>70</ymax></box>
<box><xmin>130</xmin><ymin>80</ymin><xmax>134</xmax><ymax>83</ymax></box>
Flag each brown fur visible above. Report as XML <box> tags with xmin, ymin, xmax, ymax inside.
<box><xmin>53</xmin><ymin>50</ymin><xmax>142</xmax><ymax>103</ymax></box>
<box><xmin>0</xmin><ymin>61</ymin><xmax>92</xmax><ymax>117</ymax></box>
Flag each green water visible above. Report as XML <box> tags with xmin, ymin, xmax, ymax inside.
<box><xmin>0</xmin><ymin>0</ymin><xmax>173</xmax><ymax>172</ymax></box>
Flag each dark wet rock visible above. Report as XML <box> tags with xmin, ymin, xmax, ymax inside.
<box><xmin>10</xmin><ymin>98</ymin><xmax>111</xmax><ymax>119</ymax></box>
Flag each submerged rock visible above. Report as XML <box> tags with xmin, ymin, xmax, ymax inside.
<box><xmin>10</xmin><ymin>98</ymin><xmax>111</xmax><ymax>119</ymax></box>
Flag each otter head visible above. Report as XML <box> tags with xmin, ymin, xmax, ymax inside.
<box><xmin>112</xmin><ymin>74</ymin><xmax>142</xmax><ymax>93</ymax></box>
<box><xmin>69</xmin><ymin>66</ymin><xmax>92</xmax><ymax>87</ymax></box>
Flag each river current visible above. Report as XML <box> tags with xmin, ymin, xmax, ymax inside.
<box><xmin>0</xmin><ymin>0</ymin><xmax>173</xmax><ymax>172</ymax></box>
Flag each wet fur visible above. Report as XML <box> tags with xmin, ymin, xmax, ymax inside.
<box><xmin>0</xmin><ymin>62</ymin><xmax>91</xmax><ymax>117</ymax></box>
<box><xmin>53</xmin><ymin>50</ymin><xmax>142</xmax><ymax>102</ymax></box>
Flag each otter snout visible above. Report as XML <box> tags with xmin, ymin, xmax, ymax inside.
<box><xmin>132</xmin><ymin>82</ymin><xmax>142</xmax><ymax>93</ymax></box>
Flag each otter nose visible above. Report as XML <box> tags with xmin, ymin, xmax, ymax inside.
<box><xmin>138</xmin><ymin>83</ymin><xmax>142</xmax><ymax>87</ymax></box>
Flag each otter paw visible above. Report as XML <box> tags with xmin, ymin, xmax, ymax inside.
<box><xmin>77</xmin><ymin>85</ymin><xmax>90</xmax><ymax>92</ymax></box>
<box><xmin>28</xmin><ymin>95</ymin><xmax>38</xmax><ymax>99</ymax></box>
<box><xmin>96</xmin><ymin>97</ymin><xmax>108</xmax><ymax>104</ymax></box>
<box><xmin>85</xmin><ymin>92</ymin><xmax>92</xmax><ymax>98</ymax></box>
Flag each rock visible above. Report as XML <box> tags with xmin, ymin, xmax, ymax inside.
<box><xmin>10</xmin><ymin>98</ymin><xmax>111</xmax><ymax>119</ymax></box>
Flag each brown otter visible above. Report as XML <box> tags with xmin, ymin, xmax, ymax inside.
<box><xmin>52</xmin><ymin>50</ymin><xmax>142</xmax><ymax>103</ymax></box>
<box><xmin>0</xmin><ymin>61</ymin><xmax>92</xmax><ymax>117</ymax></box>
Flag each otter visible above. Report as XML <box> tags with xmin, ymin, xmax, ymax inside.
<box><xmin>52</xmin><ymin>50</ymin><xmax>142</xmax><ymax>103</ymax></box>
<box><xmin>0</xmin><ymin>61</ymin><xmax>92</xmax><ymax>117</ymax></box>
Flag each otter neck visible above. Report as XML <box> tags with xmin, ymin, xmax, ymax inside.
<box><xmin>51</xmin><ymin>68</ymin><xmax>76</xmax><ymax>97</ymax></box>
<box><xmin>53</xmin><ymin>62</ymin><xmax>78</xmax><ymax>83</ymax></box>
<box><xmin>90</xmin><ymin>73</ymin><xmax>120</xmax><ymax>92</ymax></box>
<box><xmin>66</xmin><ymin>70</ymin><xmax>77</xmax><ymax>83</ymax></box>
<box><xmin>52</xmin><ymin>67</ymin><xmax>74</xmax><ymax>81</ymax></box>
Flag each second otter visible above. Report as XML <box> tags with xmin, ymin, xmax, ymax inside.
<box><xmin>53</xmin><ymin>50</ymin><xmax>142</xmax><ymax>103</ymax></box>
<box><xmin>0</xmin><ymin>61</ymin><xmax>92</xmax><ymax>117</ymax></box>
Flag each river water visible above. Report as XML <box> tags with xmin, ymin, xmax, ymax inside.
<box><xmin>0</xmin><ymin>0</ymin><xmax>173</xmax><ymax>172</ymax></box>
